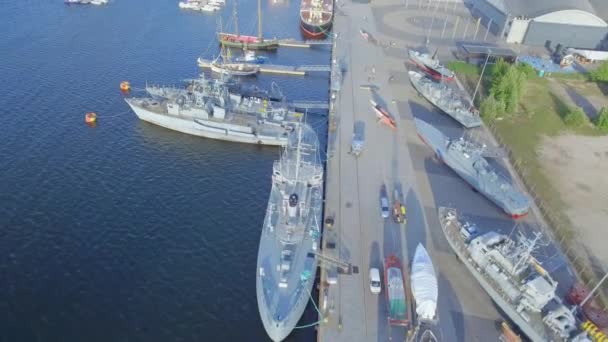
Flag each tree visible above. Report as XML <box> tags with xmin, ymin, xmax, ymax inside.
<box><xmin>594</xmin><ymin>107</ymin><xmax>608</xmax><ymax>131</ymax></box>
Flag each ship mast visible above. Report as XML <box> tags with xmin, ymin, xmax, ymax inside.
<box><xmin>257</xmin><ymin>0</ymin><xmax>263</xmax><ymax>42</ymax></box>
<box><xmin>294</xmin><ymin>123</ymin><xmax>302</xmax><ymax>184</ymax></box>
<box><xmin>233</xmin><ymin>0</ymin><xmax>239</xmax><ymax>37</ymax></box>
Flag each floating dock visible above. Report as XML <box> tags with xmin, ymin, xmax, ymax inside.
<box><xmin>278</xmin><ymin>39</ymin><xmax>333</xmax><ymax>48</ymax></box>
<box><xmin>197</xmin><ymin>58</ymin><xmax>330</xmax><ymax>76</ymax></box>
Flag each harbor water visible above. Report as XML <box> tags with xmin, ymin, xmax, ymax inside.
<box><xmin>0</xmin><ymin>0</ymin><xmax>329</xmax><ymax>341</ymax></box>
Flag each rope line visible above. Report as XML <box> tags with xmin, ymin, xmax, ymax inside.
<box><xmin>293</xmin><ymin>279</ymin><xmax>324</xmax><ymax>329</ymax></box>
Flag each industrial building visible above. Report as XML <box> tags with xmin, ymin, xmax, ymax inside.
<box><xmin>468</xmin><ymin>0</ymin><xmax>608</xmax><ymax>49</ymax></box>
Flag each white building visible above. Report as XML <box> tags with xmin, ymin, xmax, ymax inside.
<box><xmin>469</xmin><ymin>0</ymin><xmax>608</xmax><ymax>49</ymax></box>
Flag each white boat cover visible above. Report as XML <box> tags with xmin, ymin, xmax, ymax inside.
<box><xmin>411</xmin><ymin>243</ymin><xmax>438</xmax><ymax>321</ymax></box>
<box><xmin>568</xmin><ymin>48</ymin><xmax>608</xmax><ymax>61</ymax></box>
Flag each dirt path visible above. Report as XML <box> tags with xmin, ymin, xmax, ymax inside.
<box><xmin>547</xmin><ymin>78</ymin><xmax>607</xmax><ymax>120</ymax></box>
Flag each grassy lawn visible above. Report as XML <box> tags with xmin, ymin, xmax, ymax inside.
<box><xmin>449</xmin><ymin>61</ymin><xmax>608</xmax><ymax>299</ymax></box>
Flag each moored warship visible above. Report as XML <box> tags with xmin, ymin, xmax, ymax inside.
<box><xmin>125</xmin><ymin>74</ymin><xmax>301</xmax><ymax>146</ymax></box>
<box><xmin>256</xmin><ymin>123</ymin><xmax>324</xmax><ymax>341</ymax></box>
<box><xmin>415</xmin><ymin>118</ymin><xmax>530</xmax><ymax>217</ymax></box>
<box><xmin>409</xmin><ymin>70</ymin><xmax>482</xmax><ymax>128</ymax></box>
<box><xmin>408</xmin><ymin>49</ymin><xmax>455</xmax><ymax>81</ymax></box>
<box><xmin>438</xmin><ymin>207</ymin><xmax>589</xmax><ymax>342</ymax></box>
<box><xmin>299</xmin><ymin>0</ymin><xmax>334</xmax><ymax>39</ymax></box>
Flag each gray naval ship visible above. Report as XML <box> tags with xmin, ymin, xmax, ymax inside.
<box><xmin>438</xmin><ymin>207</ymin><xmax>592</xmax><ymax>342</ymax></box>
<box><xmin>408</xmin><ymin>70</ymin><xmax>482</xmax><ymax>128</ymax></box>
<box><xmin>256</xmin><ymin>123</ymin><xmax>324</xmax><ymax>341</ymax></box>
<box><xmin>125</xmin><ymin>75</ymin><xmax>301</xmax><ymax>146</ymax></box>
<box><xmin>415</xmin><ymin>118</ymin><xmax>530</xmax><ymax>217</ymax></box>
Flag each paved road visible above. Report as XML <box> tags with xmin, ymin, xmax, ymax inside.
<box><xmin>314</xmin><ymin>1</ymin><xmax>582</xmax><ymax>342</ymax></box>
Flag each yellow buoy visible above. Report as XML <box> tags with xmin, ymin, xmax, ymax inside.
<box><xmin>85</xmin><ymin>112</ymin><xmax>97</xmax><ymax>124</ymax></box>
<box><xmin>120</xmin><ymin>81</ymin><xmax>130</xmax><ymax>92</ymax></box>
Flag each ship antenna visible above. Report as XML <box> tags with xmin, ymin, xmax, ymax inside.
<box><xmin>257</xmin><ymin>0</ymin><xmax>263</xmax><ymax>42</ymax></box>
<box><xmin>294</xmin><ymin>119</ymin><xmax>303</xmax><ymax>183</ymax></box>
<box><xmin>233</xmin><ymin>0</ymin><xmax>239</xmax><ymax>37</ymax></box>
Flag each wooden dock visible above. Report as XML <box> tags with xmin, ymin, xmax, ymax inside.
<box><xmin>197</xmin><ymin>58</ymin><xmax>330</xmax><ymax>76</ymax></box>
<box><xmin>278</xmin><ymin>39</ymin><xmax>333</xmax><ymax>48</ymax></box>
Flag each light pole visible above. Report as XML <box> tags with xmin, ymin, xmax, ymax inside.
<box><xmin>472</xmin><ymin>48</ymin><xmax>491</xmax><ymax>105</ymax></box>
<box><xmin>577</xmin><ymin>272</ymin><xmax>608</xmax><ymax>311</ymax></box>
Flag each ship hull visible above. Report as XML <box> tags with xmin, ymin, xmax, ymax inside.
<box><xmin>408</xmin><ymin>71</ymin><xmax>481</xmax><ymax>128</ymax></box>
<box><xmin>411</xmin><ymin>59</ymin><xmax>454</xmax><ymax>82</ymax></box>
<box><xmin>438</xmin><ymin>208</ymin><xmax>546</xmax><ymax>342</ymax></box>
<box><xmin>256</xmin><ymin>235</ymin><xmax>318</xmax><ymax>341</ymax></box>
<box><xmin>256</xmin><ymin>125</ymin><xmax>324</xmax><ymax>341</ymax></box>
<box><xmin>126</xmin><ymin>101</ymin><xmax>287</xmax><ymax>146</ymax></box>
<box><xmin>299</xmin><ymin>20</ymin><xmax>332</xmax><ymax>39</ymax></box>
<box><xmin>299</xmin><ymin>0</ymin><xmax>333</xmax><ymax>39</ymax></box>
<box><xmin>415</xmin><ymin>120</ymin><xmax>528</xmax><ymax>218</ymax></box>
<box><xmin>218</xmin><ymin>33</ymin><xmax>279</xmax><ymax>50</ymax></box>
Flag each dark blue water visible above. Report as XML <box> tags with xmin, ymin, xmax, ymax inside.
<box><xmin>0</xmin><ymin>1</ymin><xmax>329</xmax><ymax>341</ymax></box>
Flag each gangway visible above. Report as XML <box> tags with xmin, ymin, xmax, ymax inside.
<box><xmin>313</xmin><ymin>251</ymin><xmax>357</xmax><ymax>275</ymax></box>
<box><xmin>278</xmin><ymin>39</ymin><xmax>333</xmax><ymax>48</ymax></box>
<box><xmin>288</xmin><ymin>101</ymin><xmax>330</xmax><ymax>111</ymax></box>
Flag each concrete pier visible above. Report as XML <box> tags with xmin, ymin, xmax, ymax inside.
<box><xmin>316</xmin><ymin>1</ymin><xmax>520</xmax><ymax>341</ymax></box>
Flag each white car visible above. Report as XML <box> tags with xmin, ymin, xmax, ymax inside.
<box><xmin>369</xmin><ymin>268</ymin><xmax>381</xmax><ymax>294</ymax></box>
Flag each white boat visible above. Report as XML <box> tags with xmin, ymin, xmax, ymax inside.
<box><xmin>178</xmin><ymin>1</ymin><xmax>200</xmax><ymax>9</ymax></box>
<box><xmin>410</xmin><ymin>244</ymin><xmax>438</xmax><ymax>323</ymax></box>
<box><xmin>199</xmin><ymin>3</ymin><xmax>220</xmax><ymax>12</ymax></box>
<box><xmin>90</xmin><ymin>0</ymin><xmax>108</xmax><ymax>4</ymax></box>
<box><xmin>209</xmin><ymin>0</ymin><xmax>225</xmax><ymax>4</ymax></box>
<box><xmin>235</xmin><ymin>50</ymin><xmax>267</xmax><ymax>64</ymax></box>
<box><xmin>198</xmin><ymin>56</ymin><xmax>260</xmax><ymax>76</ymax></box>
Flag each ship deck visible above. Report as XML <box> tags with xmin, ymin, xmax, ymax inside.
<box><xmin>126</xmin><ymin>98</ymin><xmax>291</xmax><ymax>135</ymax></box>
<box><xmin>437</xmin><ymin>207</ymin><xmax>559</xmax><ymax>342</ymax></box>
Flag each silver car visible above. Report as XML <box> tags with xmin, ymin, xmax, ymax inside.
<box><xmin>380</xmin><ymin>185</ymin><xmax>390</xmax><ymax>218</ymax></box>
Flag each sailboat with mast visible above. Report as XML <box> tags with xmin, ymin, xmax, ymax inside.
<box><xmin>218</xmin><ymin>0</ymin><xmax>279</xmax><ymax>50</ymax></box>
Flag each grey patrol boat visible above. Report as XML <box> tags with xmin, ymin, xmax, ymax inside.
<box><xmin>125</xmin><ymin>75</ymin><xmax>300</xmax><ymax>146</ymax></box>
<box><xmin>408</xmin><ymin>70</ymin><xmax>482</xmax><ymax>128</ymax></box>
<box><xmin>438</xmin><ymin>207</ymin><xmax>588</xmax><ymax>342</ymax></box>
<box><xmin>256</xmin><ymin>123</ymin><xmax>324</xmax><ymax>341</ymax></box>
<box><xmin>415</xmin><ymin>118</ymin><xmax>530</xmax><ymax>217</ymax></box>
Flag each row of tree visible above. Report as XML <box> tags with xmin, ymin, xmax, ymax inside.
<box><xmin>479</xmin><ymin>59</ymin><xmax>534</xmax><ymax>120</ymax></box>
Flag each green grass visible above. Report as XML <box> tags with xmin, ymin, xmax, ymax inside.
<box><xmin>446</xmin><ymin>61</ymin><xmax>481</xmax><ymax>77</ymax></box>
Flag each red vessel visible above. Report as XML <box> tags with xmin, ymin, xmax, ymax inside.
<box><xmin>300</xmin><ymin>0</ymin><xmax>333</xmax><ymax>39</ymax></box>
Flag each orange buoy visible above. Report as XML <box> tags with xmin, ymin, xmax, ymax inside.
<box><xmin>120</xmin><ymin>81</ymin><xmax>130</xmax><ymax>92</ymax></box>
<box><xmin>85</xmin><ymin>112</ymin><xmax>97</xmax><ymax>124</ymax></box>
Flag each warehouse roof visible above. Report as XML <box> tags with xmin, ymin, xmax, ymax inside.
<box><xmin>485</xmin><ymin>0</ymin><xmax>596</xmax><ymax>18</ymax></box>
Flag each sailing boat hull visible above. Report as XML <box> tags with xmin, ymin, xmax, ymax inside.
<box><xmin>218</xmin><ymin>33</ymin><xmax>279</xmax><ymax>50</ymax></box>
<box><xmin>300</xmin><ymin>21</ymin><xmax>332</xmax><ymax>39</ymax></box>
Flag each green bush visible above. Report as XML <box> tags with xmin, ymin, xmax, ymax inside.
<box><xmin>516</xmin><ymin>63</ymin><xmax>538</xmax><ymax>79</ymax></box>
<box><xmin>594</xmin><ymin>107</ymin><xmax>608</xmax><ymax>131</ymax></box>
<box><xmin>479</xmin><ymin>95</ymin><xmax>504</xmax><ymax>120</ymax></box>
<box><xmin>564</xmin><ymin>107</ymin><xmax>588</xmax><ymax>128</ymax></box>
<box><xmin>590</xmin><ymin>61</ymin><xmax>608</xmax><ymax>82</ymax></box>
